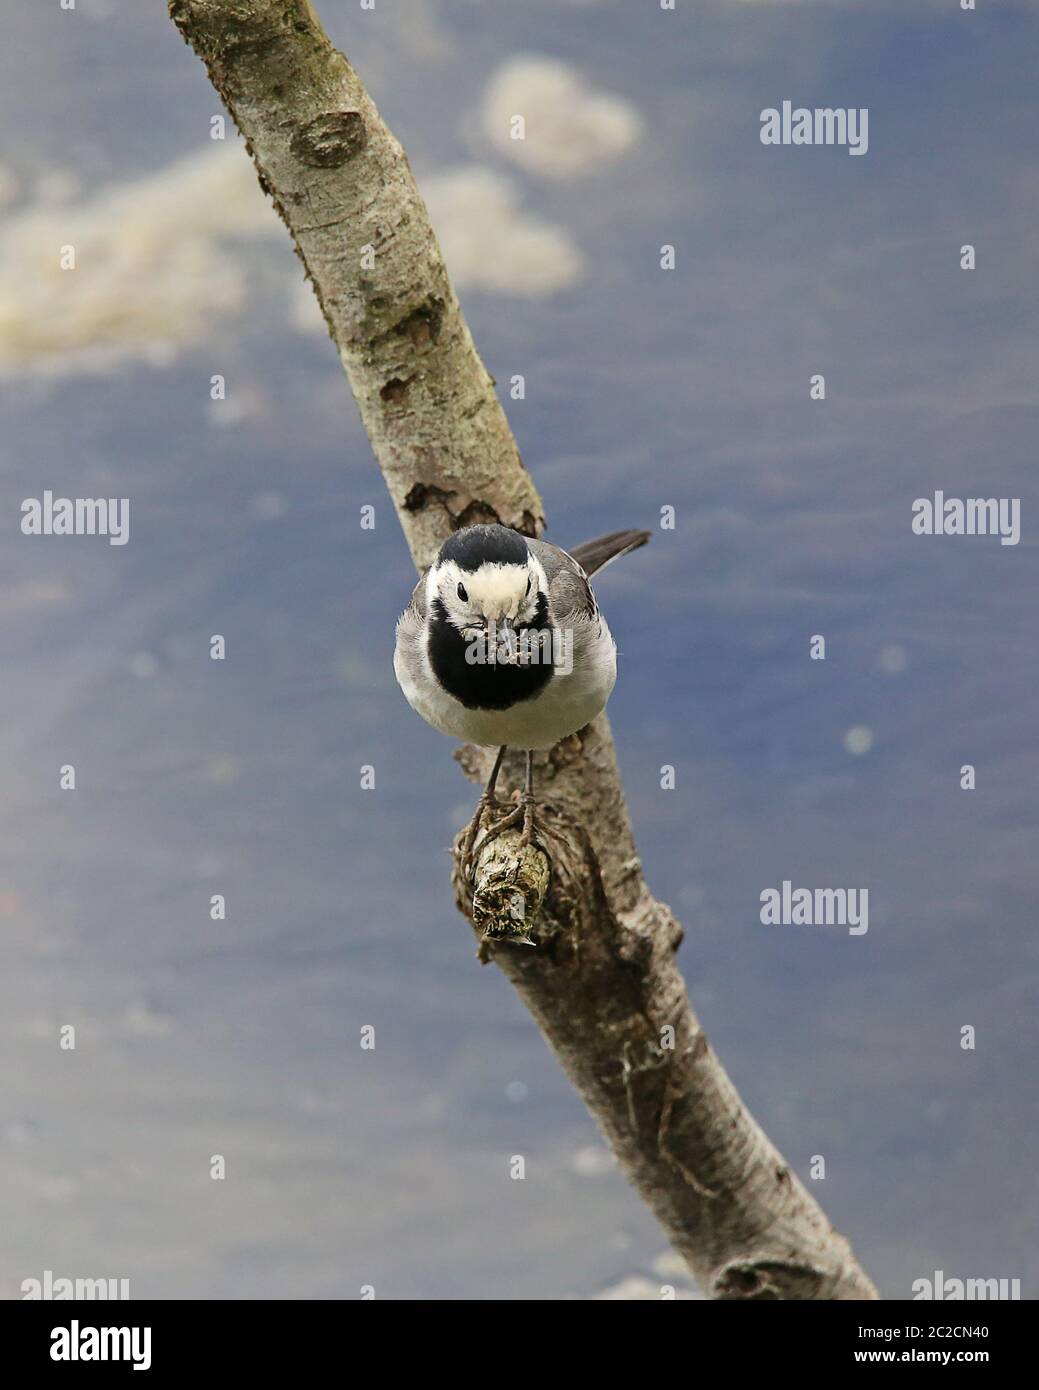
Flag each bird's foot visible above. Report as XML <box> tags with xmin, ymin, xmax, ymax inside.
<box><xmin>468</xmin><ymin>791</ymin><xmax>547</xmax><ymax>870</ymax></box>
<box><xmin>517</xmin><ymin>792</ymin><xmax>547</xmax><ymax>855</ymax></box>
<box><xmin>459</xmin><ymin>793</ymin><xmax>503</xmax><ymax>881</ymax></box>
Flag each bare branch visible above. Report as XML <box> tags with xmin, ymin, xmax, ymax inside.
<box><xmin>169</xmin><ymin>0</ymin><xmax>878</xmax><ymax>1300</ymax></box>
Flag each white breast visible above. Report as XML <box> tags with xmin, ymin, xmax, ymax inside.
<box><xmin>394</xmin><ymin>612</ymin><xmax>617</xmax><ymax>750</ymax></box>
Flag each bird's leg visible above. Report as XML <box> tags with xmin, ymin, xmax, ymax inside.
<box><xmin>517</xmin><ymin>749</ymin><xmax>546</xmax><ymax>852</ymax></box>
<box><xmin>471</xmin><ymin>750</ymin><xmax>548</xmax><ymax>862</ymax></box>
<box><xmin>459</xmin><ymin>744</ymin><xmax>507</xmax><ymax>878</ymax></box>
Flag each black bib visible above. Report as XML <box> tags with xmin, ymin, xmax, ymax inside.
<box><xmin>428</xmin><ymin>595</ymin><xmax>555</xmax><ymax>711</ymax></box>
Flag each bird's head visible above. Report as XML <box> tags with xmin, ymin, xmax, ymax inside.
<box><xmin>427</xmin><ymin>525</ymin><xmax>548</xmax><ymax>650</ymax></box>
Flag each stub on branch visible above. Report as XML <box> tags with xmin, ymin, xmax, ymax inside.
<box><xmin>453</xmin><ymin>828</ymin><xmax>550</xmax><ymax>958</ymax></box>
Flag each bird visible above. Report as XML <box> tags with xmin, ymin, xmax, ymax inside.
<box><xmin>394</xmin><ymin>522</ymin><xmax>649</xmax><ymax>885</ymax></box>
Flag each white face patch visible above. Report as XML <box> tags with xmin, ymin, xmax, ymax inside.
<box><xmin>429</xmin><ymin>556</ymin><xmax>547</xmax><ymax>629</ymax></box>
<box><xmin>464</xmin><ymin>562</ymin><xmax>528</xmax><ymax>620</ymax></box>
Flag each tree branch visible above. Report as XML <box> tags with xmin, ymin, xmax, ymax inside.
<box><xmin>169</xmin><ymin>0</ymin><xmax>878</xmax><ymax>1300</ymax></box>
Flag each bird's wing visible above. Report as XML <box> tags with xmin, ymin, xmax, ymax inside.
<box><xmin>526</xmin><ymin>537</ymin><xmax>598</xmax><ymax>621</ymax></box>
<box><xmin>394</xmin><ymin>569</ymin><xmax>429</xmax><ymax>691</ymax></box>
<box><xmin>399</xmin><ymin>568</ymin><xmax>428</xmax><ymax>625</ymax></box>
<box><xmin>528</xmin><ymin>529</ymin><xmax>650</xmax><ymax>623</ymax></box>
<box><xmin>567</xmin><ymin>528</ymin><xmax>651</xmax><ymax>578</ymax></box>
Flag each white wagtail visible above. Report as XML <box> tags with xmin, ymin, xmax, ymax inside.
<box><xmin>394</xmin><ymin>523</ymin><xmax>649</xmax><ymax>879</ymax></box>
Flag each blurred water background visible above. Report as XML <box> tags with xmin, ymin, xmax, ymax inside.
<box><xmin>1</xmin><ymin>0</ymin><xmax>1036</xmax><ymax>1299</ymax></box>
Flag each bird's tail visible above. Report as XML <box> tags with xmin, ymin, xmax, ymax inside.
<box><xmin>568</xmin><ymin>528</ymin><xmax>651</xmax><ymax>577</ymax></box>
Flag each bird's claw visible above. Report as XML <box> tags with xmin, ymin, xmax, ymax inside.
<box><xmin>461</xmin><ymin>792</ymin><xmax>547</xmax><ymax>885</ymax></box>
<box><xmin>459</xmin><ymin>794</ymin><xmax>502</xmax><ymax>881</ymax></box>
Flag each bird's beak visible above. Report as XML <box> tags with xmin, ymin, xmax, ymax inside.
<box><xmin>494</xmin><ymin>616</ymin><xmax>521</xmax><ymax>665</ymax></box>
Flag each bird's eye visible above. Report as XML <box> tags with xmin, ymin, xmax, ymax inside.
<box><xmin>457</xmin><ymin>582</ymin><xmax>468</xmax><ymax>603</ymax></box>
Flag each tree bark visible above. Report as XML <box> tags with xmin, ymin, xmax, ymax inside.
<box><xmin>169</xmin><ymin>0</ymin><xmax>878</xmax><ymax>1300</ymax></box>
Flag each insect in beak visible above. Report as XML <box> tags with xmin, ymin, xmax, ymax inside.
<box><xmin>492</xmin><ymin>616</ymin><xmax>522</xmax><ymax>665</ymax></box>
